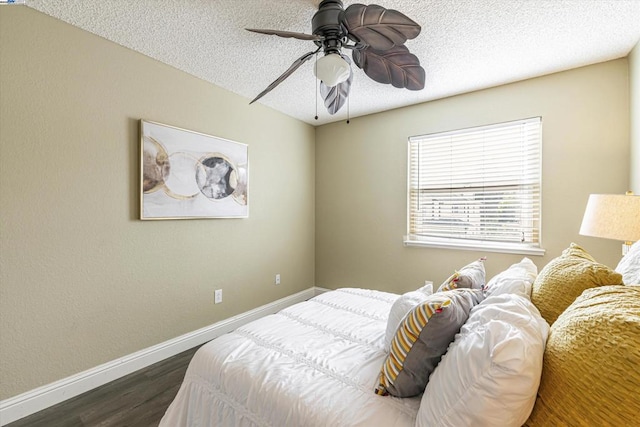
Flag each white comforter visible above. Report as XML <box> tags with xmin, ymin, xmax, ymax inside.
<box><xmin>160</xmin><ymin>288</ymin><xmax>420</xmax><ymax>427</ymax></box>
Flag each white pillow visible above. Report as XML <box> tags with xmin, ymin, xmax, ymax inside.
<box><xmin>416</xmin><ymin>293</ymin><xmax>549</xmax><ymax>427</ymax></box>
<box><xmin>482</xmin><ymin>257</ymin><xmax>537</xmax><ymax>299</ymax></box>
<box><xmin>383</xmin><ymin>288</ymin><xmax>432</xmax><ymax>351</ymax></box>
<box><xmin>616</xmin><ymin>240</ymin><xmax>640</xmax><ymax>285</ymax></box>
<box><xmin>416</xmin><ymin>281</ymin><xmax>434</xmax><ymax>295</ymax></box>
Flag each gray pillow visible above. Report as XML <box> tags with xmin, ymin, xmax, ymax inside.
<box><xmin>436</xmin><ymin>258</ymin><xmax>486</xmax><ymax>292</ymax></box>
<box><xmin>375</xmin><ymin>288</ymin><xmax>484</xmax><ymax>397</ymax></box>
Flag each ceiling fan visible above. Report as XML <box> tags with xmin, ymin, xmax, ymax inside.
<box><xmin>247</xmin><ymin>0</ymin><xmax>426</xmax><ymax>117</ymax></box>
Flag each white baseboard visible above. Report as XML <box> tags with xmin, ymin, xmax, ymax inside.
<box><xmin>0</xmin><ymin>287</ymin><xmax>321</xmax><ymax>426</ymax></box>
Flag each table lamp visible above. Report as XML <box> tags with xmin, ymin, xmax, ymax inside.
<box><xmin>579</xmin><ymin>192</ymin><xmax>640</xmax><ymax>255</ymax></box>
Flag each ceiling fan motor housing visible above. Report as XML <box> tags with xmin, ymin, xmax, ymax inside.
<box><xmin>312</xmin><ymin>0</ymin><xmax>345</xmax><ymax>54</ymax></box>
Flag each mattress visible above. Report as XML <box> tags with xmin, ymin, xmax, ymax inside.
<box><xmin>160</xmin><ymin>288</ymin><xmax>421</xmax><ymax>427</ymax></box>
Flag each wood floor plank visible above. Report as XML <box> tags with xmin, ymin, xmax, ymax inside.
<box><xmin>6</xmin><ymin>345</ymin><xmax>200</xmax><ymax>427</ymax></box>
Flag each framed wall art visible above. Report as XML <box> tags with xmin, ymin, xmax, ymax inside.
<box><xmin>140</xmin><ymin>120</ymin><xmax>248</xmax><ymax>219</ymax></box>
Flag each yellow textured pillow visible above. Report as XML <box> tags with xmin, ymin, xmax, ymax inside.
<box><xmin>531</xmin><ymin>243</ymin><xmax>622</xmax><ymax>324</ymax></box>
<box><xmin>525</xmin><ymin>286</ymin><xmax>640</xmax><ymax>426</ymax></box>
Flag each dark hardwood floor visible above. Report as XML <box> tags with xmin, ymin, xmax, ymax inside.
<box><xmin>6</xmin><ymin>345</ymin><xmax>201</xmax><ymax>427</ymax></box>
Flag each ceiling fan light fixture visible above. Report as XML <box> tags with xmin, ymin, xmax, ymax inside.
<box><xmin>315</xmin><ymin>53</ymin><xmax>350</xmax><ymax>87</ymax></box>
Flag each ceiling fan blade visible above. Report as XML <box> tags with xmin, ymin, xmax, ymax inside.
<box><xmin>245</xmin><ymin>28</ymin><xmax>323</xmax><ymax>41</ymax></box>
<box><xmin>342</xmin><ymin>4</ymin><xmax>421</xmax><ymax>51</ymax></box>
<box><xmin>250</xmin><ymin>49</ymin><xmax>320</xmax><ymax>104</ymax></box>
<box><xmin>320</xmin><ymin>55</ymin><xmax>352</xmax><ymax>115</ymax></box>
<box><xmin>353</xmin><ymin>45</ymin><xmax>425</xmax><ymax>90</ymax></box>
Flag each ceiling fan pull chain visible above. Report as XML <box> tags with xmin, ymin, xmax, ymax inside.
<box><xmin>315</xmin><ymin>53</ymin><xmax>319</xmax><ymax>120</ymax></box>
<box><xmin>346</xmin><ymin>92</ymin><xmax>350</xmax><ymax>124</ymax></box>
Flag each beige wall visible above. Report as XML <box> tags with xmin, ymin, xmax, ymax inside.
<box><xmin>316</xmin><ymin>59</ymin><xmax>630</xmax><ymax>292</ymax></box>
<box><xmin>630</xmin><ymin>40</ymin><xmax>640</xmax><ymax>193</ymax></box>
<box><xmin>0</xmin><ymin>8</ymin><xmax>315</xmax><ymax>399</ymax></box>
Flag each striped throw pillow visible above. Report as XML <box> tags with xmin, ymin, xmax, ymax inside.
<box><xmin>375</xmin><ymin>288</ymin><xmax>483</xmax><ymax>397</ymax></box>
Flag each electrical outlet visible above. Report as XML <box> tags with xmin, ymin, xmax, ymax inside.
<box><xmin>214</xmin><ymin>289</ymin><xmax>222</xmax><ymax>304</ymax></box>
<box><xmin>275</xmin><ymin>274</ymin><xmax>281</xmax><ymax>285</ymax></box>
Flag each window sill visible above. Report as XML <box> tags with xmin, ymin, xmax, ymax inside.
<box><xmin>403</xmin><ymin>237</ymin><xmax>546</xmax><ymax>256</ymax></box>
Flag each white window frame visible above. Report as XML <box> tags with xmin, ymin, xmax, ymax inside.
<box><xmin>405</xmin><ymin>117</ymin><xmax>545</xmax><ymax>256</ymax></box>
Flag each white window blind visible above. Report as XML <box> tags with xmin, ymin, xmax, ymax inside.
<box><xmin>406</xmin><ymin>117</ymin><xmax>543</xmax><ymax>255</ymax></box>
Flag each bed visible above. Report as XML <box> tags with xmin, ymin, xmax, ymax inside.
<box><xmin>160</xmin><ymin>288</ymin><xmax>421</xmax><ymax>426</ymax></box>
<box><xmin>161</xmin><ymin>242</ymin><xmax>640</xmax><ymax>427</ymax></box>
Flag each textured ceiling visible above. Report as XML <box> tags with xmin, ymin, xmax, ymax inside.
<box><xmin>24</xmin><ymin>0</ymin><xmax>640</xmax><ymax>125</ymax></box>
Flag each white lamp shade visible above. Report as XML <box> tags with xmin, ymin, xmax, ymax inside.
<box><xmin>579</xmin><ymin>194</ymin><xmax>640</xmax><ymax>241</ymax></box>
<box><xmin>314</xmin><ymin>53</ymin><xmax>350</xmax><ymax>87</ymax></box>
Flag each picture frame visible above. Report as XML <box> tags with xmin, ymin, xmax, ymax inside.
<box><xmin>140</xmin><ymin>120</ymin><xmax>249</xmax><ymax>219</ymax></box>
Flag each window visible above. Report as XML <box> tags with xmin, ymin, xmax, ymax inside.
<box><xmin>405</xmin><ymin>117</ymin><xmax>544</xmax><ymax>255</ymax></box>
